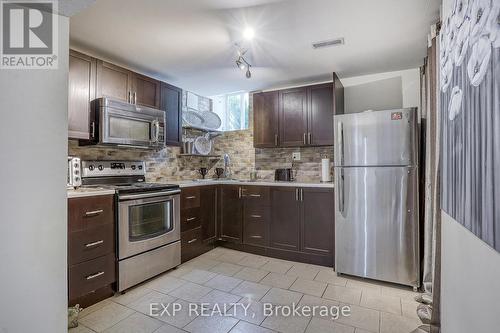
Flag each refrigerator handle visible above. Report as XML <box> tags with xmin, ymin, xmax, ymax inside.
<box><xmin>338</xmin><ymin>168</ymin><xmax>344</xmax><ymax>214</ymax></box>
<box><xmin>337</xmin><ymin>122</ymin><xmax>344</xmax><ymax>165</ymax></box>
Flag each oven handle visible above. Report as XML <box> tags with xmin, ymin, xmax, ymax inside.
<box><xmin>119</xmin><ymin>189</ymin><xmax>181</xmax><ymax>201</ymax></box>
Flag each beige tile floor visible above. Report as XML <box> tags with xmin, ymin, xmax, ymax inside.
<box><xmin>71</xmin><ymin>248</ymin><xmax>426</xmax><ymax>333</ymax></box>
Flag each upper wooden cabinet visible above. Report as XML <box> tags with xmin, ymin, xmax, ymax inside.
<box><xmin>160</xmin><ymin>82</ymin><xmax>182</xmax><ymax>146</ymax></box>
<box><xmin>68</xmin><ymin>50</ymin><xmax>96</xmax><ymax>139</ymax></box>
<box><xmin>68</xmin><ymin>50</ymin><xmax>181</xmax><ymax>141</ymax></box>
<box><xmin>96</xmin><ymin>61</ymin><xmax>131</xmax><ymax>103</ymax></box>
<box><xmin>308</xmin><ymin>83</ymin><xmax>334</xmax><ymax>146</ymax></box>
<box><xmin>253</xmin><ymin>91</ymin><xmax>279</xmax><ymax>148</ymax></box>
<box><xmin>280</xmin><ymin>87</ymin><xmax>309</xmax><ymax>147</ymax></box>
<box><xmin>132</xmin><ymin>73</ymin><xmax>161</xmax><ymax>109</ymax></box>
<box><xmin>96</xmin><ymin>60</ymin><xmax>160</xmax><ymax>109</ymax></box>
<box><xmin>252</xmin><ymin>73</ymin><xmax>344</xmax><ymax>148</ymax></box>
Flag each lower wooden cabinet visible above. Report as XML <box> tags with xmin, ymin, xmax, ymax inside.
<box><xmin>180</xmin><ymin>186</ymin><xmax>217</xmax><ymax>263</ymax></box>
<box><xmin>182</xmin><ymin>184</ymin><xmax>334</xmax><ymax>267</ymax></box>
<box><xmin>300</xmin><ymin>188</ymin><xmax>335</xmax><ymax>257</ymax></box>
<box><xmin>200</xmin><ymin>186</ymin><xmax>216</xmax><ymax>242</ymax></box>
<box><xmin>181</xmin><ymin>227</ymin><xmax>203</xmax><ymax>262</ymax></box>
<box><xmin>68</xmin><ymin>194</ymin><xmax>116</xmax><ymax>307</ymax></box>
<box><xmin>270</xmin><ymin>187</ymin><xmax>301</xmax><ymax>251</ymax></box>
<box><xmin>219</xmin><ymin>185</ymin><xmax>243</xmax><ymax>243</ymax></box>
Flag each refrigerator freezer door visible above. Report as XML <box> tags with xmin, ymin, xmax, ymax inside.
<box><xmin>334</xmin><ymin>108</ymin><xmax>418</xmax><ymax>167</ymax></box>
<box><xmin>335</xmin><ymin>166</ymin><xmax>420</xmax><ymax>287</ymax></box>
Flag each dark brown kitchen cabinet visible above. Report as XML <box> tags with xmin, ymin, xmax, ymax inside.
<box><xmin>200</xmin><ymin>186</ymin><xmax>217</xmax><ymax>242</ymax></box>
<box><xmin>219</xmin><ymin>185</ymin><xmax>243</xmax><ymax>243</ymax></box>
<box><xmin>161</xmin><ymin>82</ymin><xmax>183</xmax><ymax>146</ymax></box>
<box><xmin>96</xmin><ymin>60</ymin><xmax>161</xmax><ymax>108</ymax></box>
<box><xmin>68</xmin><ymin>194</ymin><xmax>116</xmax><ymax>308</ymax></box>
<box><xmin>308</xmin><ymin>83</ymin><xmax>334</xmax><ymax>146</ymax></box>
<box><xmin>180</xmin><ymin>186</ymin><xmax>216</xmax><ymax>263</ymax></box>
<box><xmin>270</xmin><ymin>187</ymin><xmax>301</xmax><ymax>250</ymax></box>
<box><xmin>133</xmin><ymin>73</ymin><xmax>161</xmax><ymax>109</ymax></box>
<box><xmin>68</xmin><ymin>50</ymin><xmax>96</xmax><ymax>139</ymax></box>
<box><xmin>242</xmin><ymin>186</ymin><xmax>271</xmax><ymax>247</ymax></box>
<box><xmin>253</xmin><ymin>91</ymin><xmax>280</xmax><ymax>148</ymax></box>
<box><xmin>96</xmin><ymin>60</ymin><xmax>131</xmax><ymax>103</ymax></box>
<box><xmin>279</xmin><ymin>87</ymin><xmax>309</xmax><ymax>147</ymax></box>
<box><xmin>300</xmin><ymin>188</ymin><xmax>335</xmax><ymax>257</ymax></box>
<box><xmin>252</xmin><ymin>73</ymin><xmax>343</xmax><ymax>148</ymax></box>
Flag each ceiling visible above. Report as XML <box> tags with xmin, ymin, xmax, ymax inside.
<box><xmin>70</xmin><ymin>0</ymin><xmax>440</xmax><ymax>96</ymax></box>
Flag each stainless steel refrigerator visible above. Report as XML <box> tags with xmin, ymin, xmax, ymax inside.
<box><xmin>334</xmin><ymin>108</ymin><xmax>420</xmax><ymax>289</ymax></box>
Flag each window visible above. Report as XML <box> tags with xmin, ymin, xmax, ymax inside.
<box><xmin>211</xmin><ymin>92</ymin><xmax>249</xmax><ymax>131</ymax></box>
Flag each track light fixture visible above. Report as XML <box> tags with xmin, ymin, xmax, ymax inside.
<box><xmin>234</xmin><ymin>44</ymin><xmax>252</xmax><ymax>79</ymax></box>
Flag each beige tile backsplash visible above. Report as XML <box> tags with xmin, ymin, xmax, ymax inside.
<box><xmin>68</xmin><ymin>93</ymin><xmax>333</xmax><ymax>183</ymax></box>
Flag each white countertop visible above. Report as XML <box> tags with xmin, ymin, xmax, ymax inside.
<box><xmin>67</xmin><ymin>187</ymin><xmax>116</xmax><ymax>198</ymax></box>
<box><xmin>169</xmin><ymin>179</ymin><xmax>334</xmax><ymax>189</ymax></box>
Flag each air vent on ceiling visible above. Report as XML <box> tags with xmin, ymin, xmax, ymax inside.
<box><xmin>312</xmin><ymin>38</ymin><xmax>345</xmax><ymax>49</ymax></box>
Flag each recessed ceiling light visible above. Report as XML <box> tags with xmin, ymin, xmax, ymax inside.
<box><xmin>243</xmin><ymin>27</ymin><xmax>255</xmax><ymax>40</ymax></box>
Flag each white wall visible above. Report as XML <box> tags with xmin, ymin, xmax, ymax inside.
<box><xmin>439</xmin><ymin>0</ymin><xmax>500</xmax><ymax>331</ymax></box>
<box><xmin>441</xmin><ymin>212</ymin><xmax>500</xmax><ymax>332</ymax></box>
<box><xmin>341</xmin><ymin>68</ymin><xmax>421</xmax><ymax>113</ymax></box>
<box><xmin>0</xmin><ymin>17</ymin><xmax>69</xmax><ymax>333</ymax></box>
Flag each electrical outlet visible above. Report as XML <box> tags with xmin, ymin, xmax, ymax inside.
<box><xmin>292</xmin><ymin>152</ymin><xmax>301</xmax><ymax>161</ymax></box>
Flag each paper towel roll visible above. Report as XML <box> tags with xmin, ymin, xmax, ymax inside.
<box><xmin>321</xmin><ymin>158</ymin><xmax>331</xmax><ymax>182</ymax></box>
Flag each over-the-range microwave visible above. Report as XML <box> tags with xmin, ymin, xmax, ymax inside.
<box><xmin>81</xmin><ymin>97</ymin><xmax>165</xmax><ymax>149</ymax></box>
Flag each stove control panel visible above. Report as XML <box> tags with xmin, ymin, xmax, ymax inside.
<box><xmin>82</xmin><ymin>160</ymin><xmax>146</xmax><ymax>178</ymax></box>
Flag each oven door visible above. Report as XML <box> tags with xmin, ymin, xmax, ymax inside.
<box><xmin>118</xmin><ymin>190</ymin><xmax>180</xmax><ymax>260</ymax></box>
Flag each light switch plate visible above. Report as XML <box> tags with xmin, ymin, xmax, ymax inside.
<box><xmin>292</xmin><ymin>152</ymin><xmax>301</xmax><ymax>161</ymax></box>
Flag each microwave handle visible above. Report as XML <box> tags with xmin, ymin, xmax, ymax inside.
<box><xmin>151</xmin><ymin>120</ymin><xmax>160</xmax><ymax>143</ymax></box>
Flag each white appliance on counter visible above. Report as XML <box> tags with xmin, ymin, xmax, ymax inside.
<box><xmin>334</xmin><ymin>108</ymin><xmax>420</xmax><ymax>289</ymax></box>
<box><xmin>81</xmin><ymin>160</ymin><xmax>181</xmax><ymax>292</ymax></box>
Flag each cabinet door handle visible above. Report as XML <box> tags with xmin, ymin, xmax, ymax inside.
<box><xmin>249</xmin><ymin>194</ymin><xmax>261</xmax><ymax>198</ymax></box>
<box><xmin>86</xmin><ymin>271</ymin><xmax>104</xmax><ymax>280</ymax></box>
<box><xmin>85</xmin><ymin>209</ymin><xmax>103</xmax><ymax>217</ymax></box>
<box><xmin>295</xmin><ymin>188</ymin><xmax>299</xmax><ymax>201</ymax></box>
<box><xmin>250</xmin><ymin>235</ymin><xmax>262</xmax><ymax>239</ymax></box>
<box><xmin>308</xmin><ymin>133</ymin><xmax>312</xmax><ymax>145</ymax></box>
<box><xmin>188</xmin><ymin>238</ymin><xmax>198</xmax><ymax>244</ymax></box>
<box><xmin>303</xmin><ymin>133</ymin><xmax>307</xmax><ymax>145</ymax></box>
<box><xmin>85</xmin><ymin>240</ymin><xmax>104</xmax><ymax>248</ymax></box>
<box><xmin>185</xmin><ymin>196</ymin><xmax>196</xmax><ymax>200</ymax></box>
<box><xmin>300</xmin><ymin>188</ymin><xmax>304</xmax><ymax>201</ymax></box>
<box><xmin>128</xmin><ymin>91</ymin><xmax>132</xmax><ymax>103</ymax></box>
<box><xmin>274</xmin><ymin>134</ymin><xmax>278</xmax><ymax>146</ymax></box>
<box><xmin>133</xmin><ymin>92</ymin><xmax>137</xmax><ymax>105</ymax></box>
<box><xmin>250</xmin><ymin>214</ymin><xmax>262</xmax><ymax>218</ymax></box>
<box><xmin>238</xmin><ymin>187</ymin><xmax>242</xmax><ymax>199</ymax></box>
<box><xmin>90</xmin><ymin>122</ymin><xmax>96</xmax><ymax>139</ymax></box>
<box><xmin>186</xmin><ymin>217</ymin><xmax>197</xmax><ymax>222</ymax></box>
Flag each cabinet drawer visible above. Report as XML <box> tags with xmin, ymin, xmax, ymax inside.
<box><xmin>181</xmin><ymin>207</ymin><xmax>201</xmax><ymax>232</ymax></box>
<box><xmin>243</xmin><ymin>221</ymin><xmax>268</xmax><ymax>247</ymax></box>
<box><xmin>69</xmin><ymin>253</ymin><xmax>115</xmax><ymax>300</ymax></box>
<box><xmin>242</xmin><ymin>186</ymin><xmax>270</xmax><ymax>205</ymax></box>
<box><xmin>181</xmin><ymin>187</ymin><xmax>200</xmax><ymax>209</ymax></box>
<box><xmin>68</xmin><ymin>195</ymin><xmax>114</xmax><ymax>232</ymax></box>
<box><xmin>181</xmin><ymin>227</ymin><xmax>202</xmax><ymax>262</ymax></box>
<box><xmin>69</xmin><ymin>224</ymin><xmax>115</xmax><ymax>265</ymax></box>
<box><xmin>244</xmin><ymin>208</ymin><xmax>269</xmax><ymax>247</ymax></box>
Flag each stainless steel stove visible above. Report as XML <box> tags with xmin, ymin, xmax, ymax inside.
<box><xmin>81</xmin><ymin>160</ymin><xmax>181</xmax><ymax>292</ymax></box>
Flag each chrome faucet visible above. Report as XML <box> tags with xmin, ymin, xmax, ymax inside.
<box><xmin>223</xmin><ymin>153</ymin><xmax>231</xmax><ymax>178</ymax></box>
